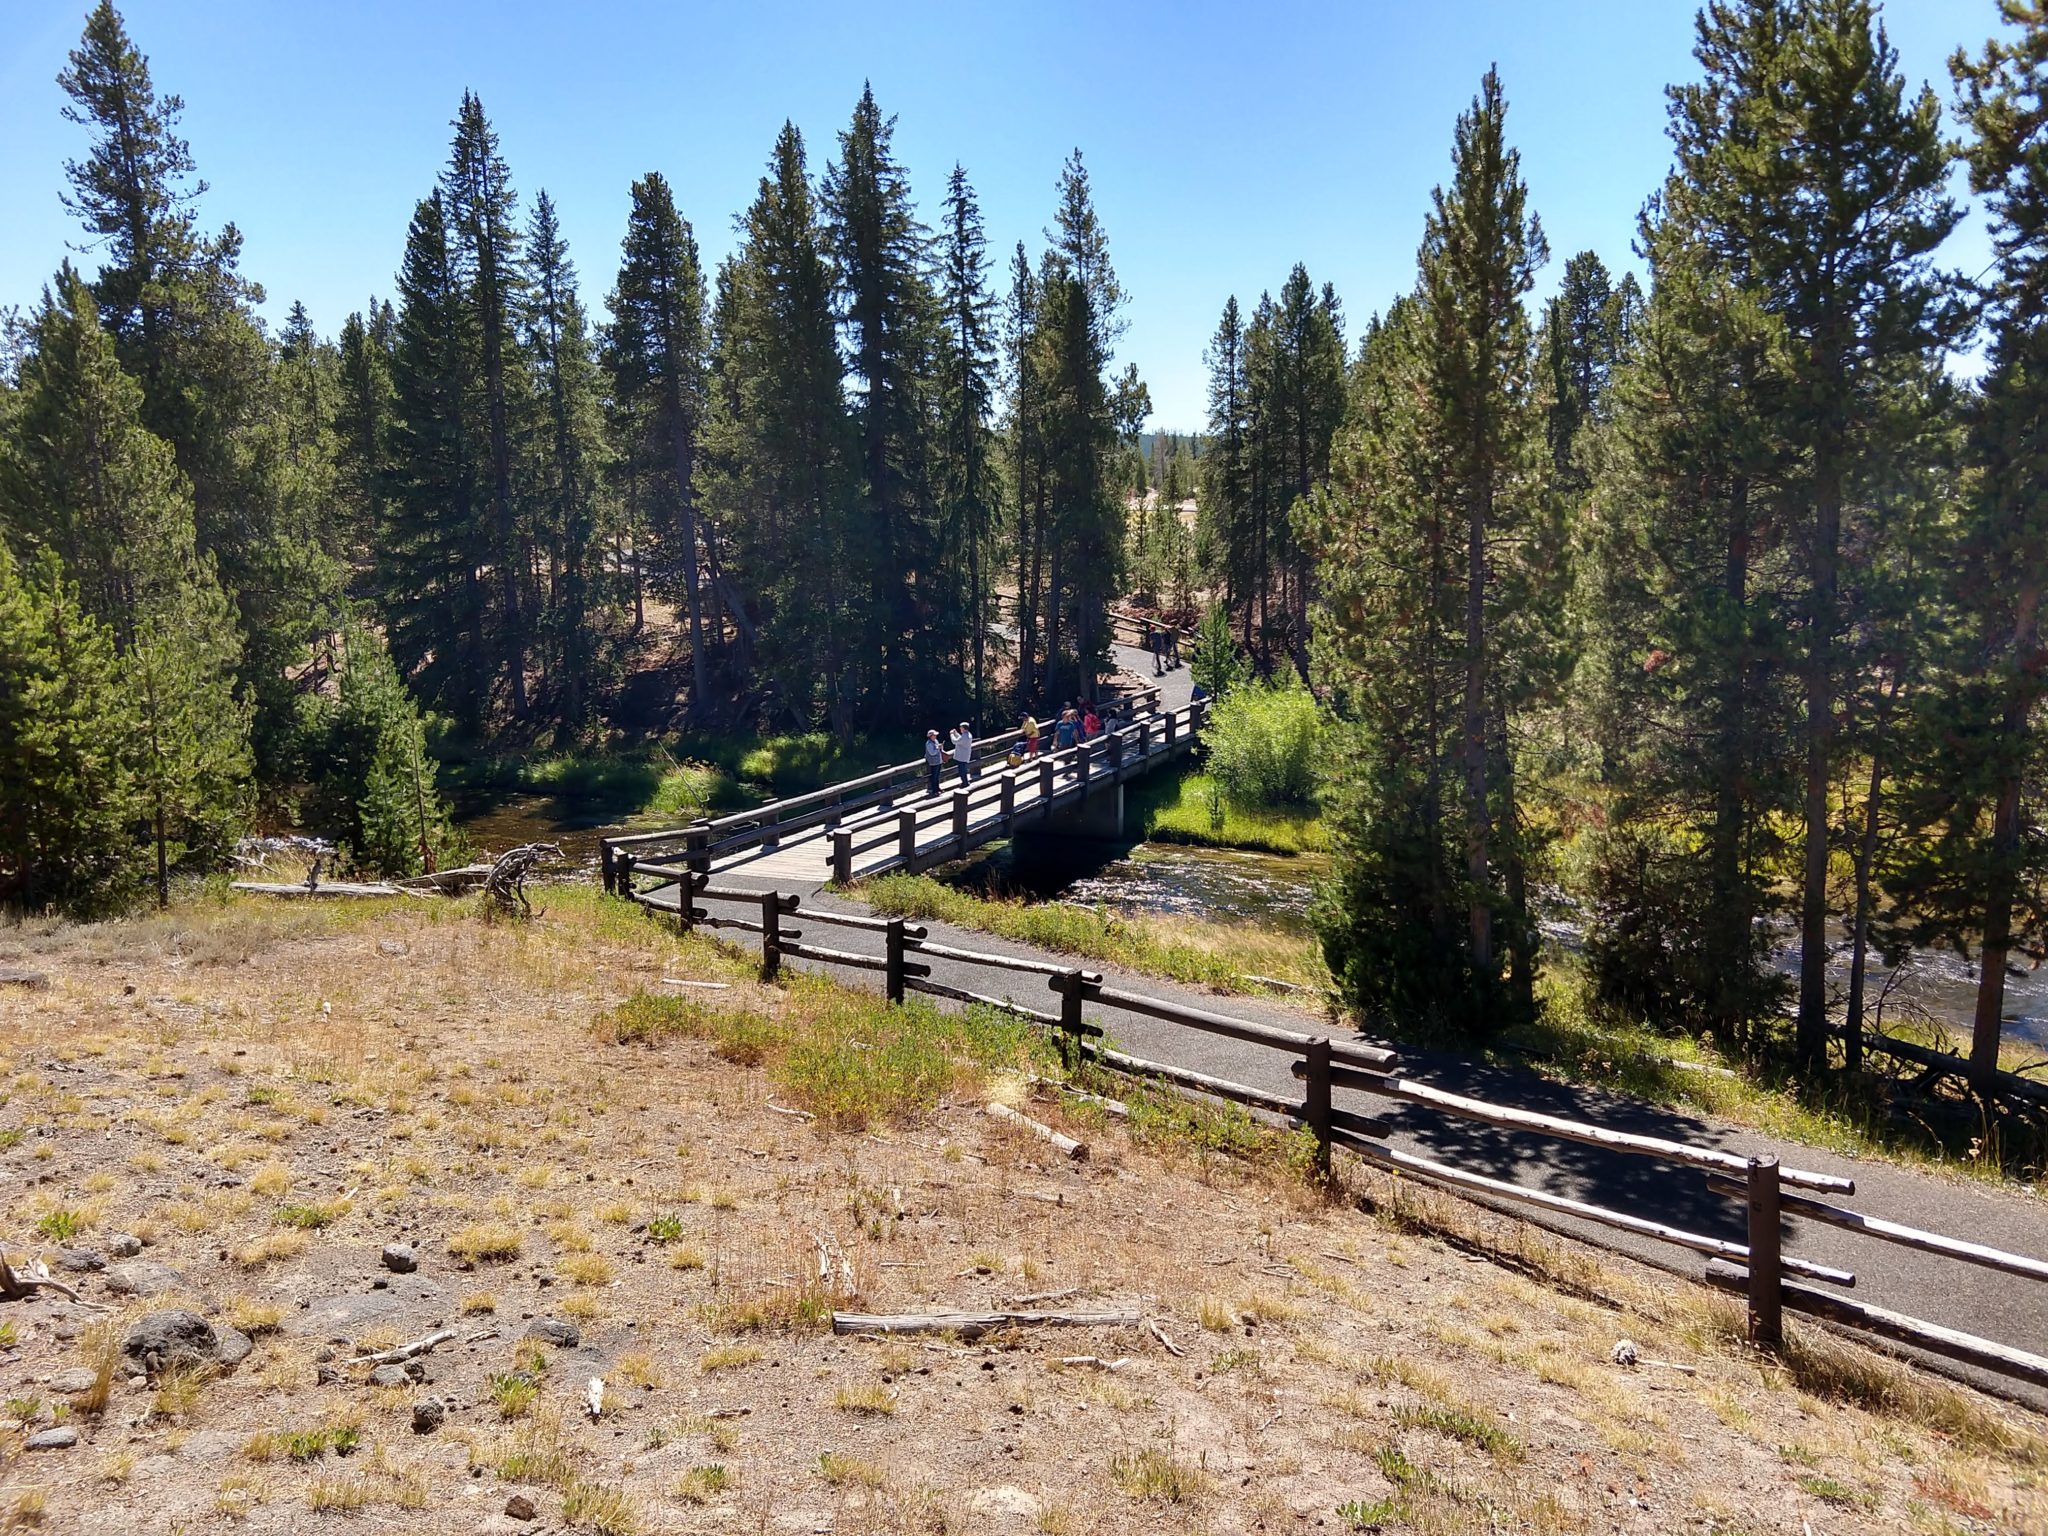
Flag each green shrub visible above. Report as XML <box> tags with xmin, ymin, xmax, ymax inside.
<box><xmin>1204</xmin><ymin>682</ymin><xmax>1321</xmax><ymax>810</ymax></box>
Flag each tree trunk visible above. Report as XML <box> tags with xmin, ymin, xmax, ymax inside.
<box><xmin>1463</xmin><ymin>480</ymin><xmax>1493</xmax><ymax>977</ymax></box>
<box><xmin>155</xmin><ymin>804</ymin><xmax>168</xmax><ymax>911</ymax></box>
<box><xmin>1709</xmin><ymin>481</ymin><xmax>1752</xmax><ymax>1047</ymax></box>
<box><xmin>1796</xmin><ymin>458</ymin><xmax>1842</xmax><ymax>1072</ymax></box>
<box><xmin>671</xmin><ymin>385</ymin><xmax>708</xmax><ymax>711</ymax></box>
<box><xmin>1844</xmin><ymin>670</ymin><xmax>1903</xmax><ymax>1073</ymax></box>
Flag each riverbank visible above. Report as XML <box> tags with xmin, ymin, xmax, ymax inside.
<box><xmin>1126</xmin><ymin>770</ymin><xmax>1327</xmax><ymax>855</ymax></box>
<box><xmin>3</xmin><ymin>889</ymin><xmax>2041</xmax><ymax>1534</ymax></box>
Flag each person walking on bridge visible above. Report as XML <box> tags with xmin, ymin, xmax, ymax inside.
<box><xmin>1021</xmin><ymin>712</ymin><xmax>1041</xmax><ymax>757</ymax></box>
<box><xmin>924</xmin><ymin>729</ymin><xmax>944</xmax><ymax>795</ymax></box>
<box><xmin>950</xmin><ymin>722</ymin><xmax>974</xmax><ymax>786</ymax></box>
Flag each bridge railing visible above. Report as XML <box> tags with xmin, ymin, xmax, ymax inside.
<box><xmin>601</xmin><ymin>683</ymin><xmax>1183</xmax><ymax>891</ymax></box>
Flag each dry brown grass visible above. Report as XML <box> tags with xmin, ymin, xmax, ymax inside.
<box><xmin>0</xmin><ymin>886</ymin><xmax>2040</xmax><ymax>1536</ymax></box>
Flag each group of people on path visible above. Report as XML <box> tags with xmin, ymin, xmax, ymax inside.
<box><xmin>922</xmin><ymin>699</ymin><xmax>1133</xmax><ymax>795</ymax></box>
<box><xmin>1142</xmin><ymin>618</ymin><xmax>1184</xmax><ymax>677</ymax></box>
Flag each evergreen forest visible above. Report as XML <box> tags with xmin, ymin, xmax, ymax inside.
<box><xmin>2</xmin><ymin>0</ymin><xmax>2046</xmax><ymax>1125</ymax></box>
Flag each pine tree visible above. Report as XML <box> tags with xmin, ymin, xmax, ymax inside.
<box><xmin>936</xmin><ymin>165</ymin><xmax>1001</xmax><ymax>715</ymax></box>
<box><xmin>57</xmin><ymin>3</ymin><xmax>346</xmax><ymax>762</ymax></box>
<box><xmin>823</xmin><ymin>84</ymin><xmax>940</xmax><ymax>717</ymax></box>
<box><xmin>442</xmin><ymin>92</ymin><xmax>529</xmax><ymax>717</ymax></box>
<box><xmin>525</xmin><ymin>190</ymin><xmax>610</xmax><ymax>729</ymax></box>
<box><xmin>1007</xmin><ymin>243</ymin><xmax>1048</xmax><ymax>703</ymax></box>
<box><xmin>1575</xmin><ymin>220</ymin><xmax>1800</xmax><ymax>1045</ymax></box>
<box><xmin>126</xmin><ymin>556</ymin><xmax>251</xmax><ymax>907</ymax></box>
<box><xmin>304</xmin><ymin>624</ymin><xmax>453</xmax><ymax>876</ymax></box>
<box><xmin>1422</xmin><ymin>66</ymin><xmax>1548</xmax><ymax>1007</ymax></box>
<box><xmin>1890</xmin><ymin>2</ymin><xmax>2048</xmax><ymax>1091</ymax></box>
<box><xmin>1667</xmin><ymin>0</ymin><xmax>1962</xmax><ymax>1070</ymax></box>
<box><xmin>336</xmin><ymin>301</ymin><xmax>395</xmax><ymax>558</ymax></box>
<box><xmin>0</xmin><ymin>265</ymin><xmax>196</xmax><ymax>642</ymax></box>
<box><xmin>700</xmin><ymin>123</ymin><xmax>855</xmax><ymax>731</ymax></box>
<box><xmin>0</xmin><ymin>545</ymin><xmax>136</xmax><ymax>915</ymax></box>
<box><xmin>383</xmin><ymin>192</ymin><xmax>487</xmax><ymax>722</ymax></box>
<box><xmin>608</xmin><ymin>172</ymin><xmax>711</xmax><ymax>706</ymax></box>
<box><xmin>1200</xmin><ymin>296</ymin><xmax>1250</xmax><ymax>622</ymax></box>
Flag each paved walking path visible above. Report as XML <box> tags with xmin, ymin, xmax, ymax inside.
<box><xmin>676</xmin><ymin>872</ymin><xmax>2048</xmax><ymax>1407</ymax></box>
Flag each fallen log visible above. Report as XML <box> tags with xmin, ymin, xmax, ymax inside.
<box><xmin>231</xmin><ymin>880</ymin><xmax>402</xmax><ymax>899</ymax></box>
<box><xmin>986</xmin><ymin>1101</ymin><xmax>1087</xmax><ymax>1160</ymax></box>
<box><xmin>832</xmin><ymin>1308</ymin><xmax>1140</xmax><ymax>1339</ymax></box>
<box><xmin>393</xmin><ymin>863</ymin><xmax>493</xmax><ymax>893</ymax></box>
<box><xmin>346</xmin><ymin>1328</ymin><xmax>457</xmax><ymax>1367</ymax></box>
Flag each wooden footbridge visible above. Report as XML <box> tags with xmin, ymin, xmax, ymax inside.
<box><xmin>601</xmin><ymin>687</ymin><xmax>1209</xmax><ymax>898</ymax></box>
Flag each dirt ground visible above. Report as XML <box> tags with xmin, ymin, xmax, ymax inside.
<box><xmin>0</xmin><ymin>889</ymin><xmax>2042</xmax><ymax>1535</ymax></box>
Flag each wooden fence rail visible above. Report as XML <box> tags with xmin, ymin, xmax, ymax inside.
<box><xmin>615</xmin><ymin>867</ymin><xmax>2048</xmax><ymax>1392</ymax></box>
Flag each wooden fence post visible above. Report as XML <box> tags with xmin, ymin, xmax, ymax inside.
<box><xmin>677</xmin><ymin>871</ymin><xmax>699</xmax><ymax>935</ymax></box>
<box><xmin>1000</xmin><ymin>772</ymin><xmax>1017</xmax><ymax>831</ymax></box>
<box><xmin>898</xmin><ymin>808</ymin><xmax>919</xmax><ymax>870</ymax></box>
<box><xmin>1164</xmin><ymin>710</ymin><xmax>1177</xmax><ymax>745</ymax></box>
<box><xmin>953</xmin><ymin>789</ymin><xmax>970</xmax><ymax>852</ymax></box>
<box><xmin>1039</xmin><ymin>756</ymin><xmax>1056</xmax><ymax>806</ymax></box>
<box><xmin>762</xmin><ymin>805</ymin><xmax>781</xmax><ymax>850</ymax></box>
<box><xmin>1054</xmin><ymin>970</ymin><xmax>1086</xmax><ymax>1072</ymax></box>
<box><xmin>760</xmin><ymin>890</ymin><xmax>782</xmax><ymax>980</ymax></box>
<box><xmin>885</xmin><ymin>918</ymin><xmax>907</xmax><ymax>1004</ymax></box>
<box><xmin>1746</xmin><ymin>1155</ymin><xmax>1782</xmax><ymax>1347</ymax></box>
<box><xmin>600</xmin><ymin>841</ymin><xmax>616</xmax><ymax>894</ymax></box>
<box><xmin>1077</xmin><ymin>742</ymin><xmax>1091</xmax><ymax>786</ymax></box>
<box><xmin>685</xmin><ymin>822</ymin><xmax>710</xmax><ymax>876</ymax></box>
<box><xmin>1137</xmin><ymin>719</ymin><xmax>1151</xmax><ymax>759</ymax></box>
<box><xmin>1302</xmin><ymin>1038</ymin><xmax>1333</xmax><ymax>1181</ymax></box>
<box><xmin>831</xmin><ymin>829</ymin><xmax>853</xmax><ymax>885</ymax></box>
<box><xmin>615</xmin><ymin>852</ymin><xmax>635</xmax><ymax>899</ymax></box>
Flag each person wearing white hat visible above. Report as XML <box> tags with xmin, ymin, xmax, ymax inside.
<box><xmin>949</xmin><ymin>722</ymin><xmax>974</xmax><ymax>786</ymax></box>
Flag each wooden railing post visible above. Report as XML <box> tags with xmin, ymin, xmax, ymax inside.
<box><xmin>898</xmin><ymin>808</ymin><xmax>919</xmax><ymax>869</ymax></box>
<box><xmin>885</xmin><ymin>918</ymin><xmax>907</xmax><ymax>1005</ymax></box>
<box><xmin>1000</xmin><ymin>772</ymin><xmax>1017</xmax><ymax>831</ymax></box>
<box><xmin>1302</xmin><ymin>1037</ymin><xmax>1333</xmax><ymax>1181</ymax></box>
<box><xmin>1053</xmin><ymin>969</ymin><xmax>1086</xmax><ymax>1072</ymax></box>
<box><xmin>953</xmin><ymin>788</ymin><xmax>970</xmax><ymax>852</ymax></box>
<box><xmin>600</xmin><ymin>841</ymin><xmax>617</xmax><ymax>894</ymax></box>
<box><xmin>1107</xmin><ymin>730</ymin><xmax>1124</xmax><ymax>773</ymax></box>
<box><xmin>1164</xmin><ymin>710</ymin><xmax>1177</xmax><ymax>745</ymax></box>
<box><xmin>1137</xmin><ymin>719</ymin><xmax>1151</xmax><ymax>759</ymax></box>
<box><xmin>677</xmin><ymin>870</ymin><xmax>699</xmax><ymax>934</ymax></box>
<box><xmin>685</xmin><ymin>821</ymin><xmax>710</xmax><ymax>876</ymax></box>
<box><xmin>1077</xmin><ymin>741</ymin><xmax>1091</xmax><ymax>786</ymax></box>
<box><xmin>830</xmin><ymin>828</ymin><xmax>853</xmax><ymax>885</ymax></box>
<box><xmin>1039</xmin><ymin>756</ymin><xmax>1056</xmax><ymax>805</ymax></box>
<box><xmin>1746</xmin><ymin>1155</ymin><xmax>1782</xmax><ymax>1347</ymax></box>
<box><xmin>762</xmin><ymin>805</ymin><xmax>781</xmax><ymax>850</ymax></box>
<box><xmin>760</xmin><ymin>890</ymin><xmax>782</xmax><ymax>980</ymax></box>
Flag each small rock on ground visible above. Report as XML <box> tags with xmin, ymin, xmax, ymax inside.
<box><xmin>121</xmin><ymin>1310</ymin><xmax>219</xmax><ymax>1375</ymax></box>
<box><xmin>968</xmin><ymin>1486</ymin><xmax>1043</xmax><ymax>1528</ymax></box>
<box><xmin>367</xmin><ymin>1365</ymin><xmax>408</xmax><ymax>1388</ymax></box>
<box><xmin>217</xmin><ymin>1326</ymin><xmax>253</xmax><ymax>1368</ymax></box>
<box><xmin>56</xmin><ymin>1248</ymin><xmax>104</xmax><ymax>1272</ymax></box>
<box><xmin>524</xmin><ymin>1318</ymin><xmax>579</xmax><ymax>1348</ymax></box>
<box><xmin>504</xmin><ymin>1493</ymin><xmax>537</xmax><ymax>1520</ymax></box>
<box><xmin>106</xmin><ymin>1232</ymin><xmax>142</xmax><ymax>1258</ymax></box>
<box><xmin>105</xmin><ymin>1261</ymin><xmax>184</xmax><ymax>1298</ymax></box>
<box><xmin>47</xmin><ymin>1368</ymin><xmax>98</xmax><ymax>1395</ymax></box>
<box><xmin>412</xmin><ymin>1398</ymin><xmax>445</xmax><ymax>1433</ymax></box>
<box><xmin>25</xmin><ymin>1428</ymin><xmax>78</xmax><ymax>1451</ymax></box>
<box><xmin>380</xmin><ymin>1243</ymin><xmax>418</xmax><ymax>1274</ymax></box>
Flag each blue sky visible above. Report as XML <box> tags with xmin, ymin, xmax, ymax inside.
<box><xmin>0</xmin><ymin>0</ymin><xmax>1998</xmax><ymax>428</ymax></box>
